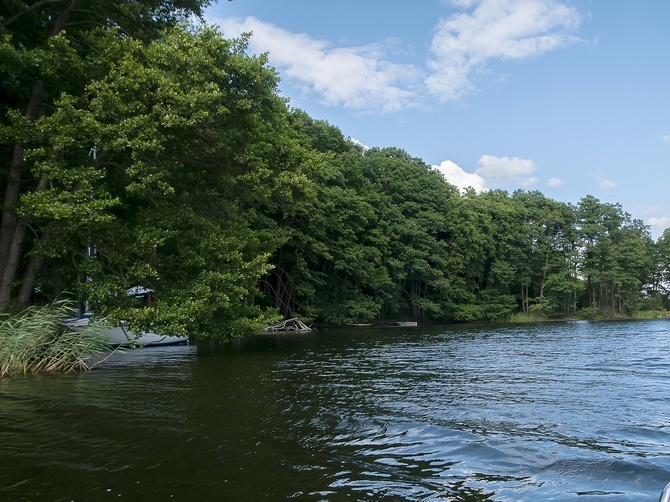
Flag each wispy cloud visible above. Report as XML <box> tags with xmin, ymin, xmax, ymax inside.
<box><xmin>215</xmin><ymin>17</ymin><xmax>420</xmax><ymax>111</ymax></box>
<box><xmin>211</xmin><ymin>0</ymin><xmax>581</xmax><ymax>111</ymax></box>
<box><xmin>663</xmin><ymin>134</ymin><xmax>670</xmax><ymax>142</ymax></box>
<box><xmin>547</xmin><ymin>177</ymin><xmax>565</xmax><ymax>187</ymax></box>
<box><xmin>426</xmin><ymin>0</ymin><xmax>581</xmax><ymax>100</ymax></box>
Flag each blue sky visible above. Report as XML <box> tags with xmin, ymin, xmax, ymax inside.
<box><xmin>206</xmin><ymin>0</ymin><xmax>670</xmax><ymax>239</ymax></box>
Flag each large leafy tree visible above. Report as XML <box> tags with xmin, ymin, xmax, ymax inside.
<box><xmin>361</xmin><ymin>147</ymin><xmax>460</xmax><ymax>321</ymax></box>
<box><xmin>261</xmin><ymin>116</ymin><xmax>393</xmax><ymax>325</ymax></box>
<box><xmin>576</xmin><ymin>195</ymin><xmax>654</xmax><ymax>314</ymax></box>
<box><xmin>79</xmin><ymin>26</ymin><xmax>312</xmax><ymax>339</ymax></box>
<box><xmin>509</xmin><ymin>191</ymin><xmax>580</xmax><ymax>316</ymax></box>
<box><xmin>1</xmin><ymin>2</ymin><xmax>316</xmax><ymax>338</ymax></box>
<box><xmin>0</xmin><ymin>0</ymin><xmax>212</xmax><ymax>309</ymax></box>
<box><xmin>651</xmin><ymin>228</ymin><xmax>670</xmax><ymax>307</ymax></box>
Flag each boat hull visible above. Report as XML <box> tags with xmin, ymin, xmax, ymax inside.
<box><xmin>104</xmin><ymin>326</ymin><xmax>189</xmax><ymax>348</ymax></box>
<box><xmin>63</xmin><ymin>316</ymin><xmax>188</xmax><ymax>348</ymax></box>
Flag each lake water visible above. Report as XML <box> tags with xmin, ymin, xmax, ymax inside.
<box><xmin>1</xmin><ymin>320</ymin><xmax>670</xmax><ymax>501</ymax></box>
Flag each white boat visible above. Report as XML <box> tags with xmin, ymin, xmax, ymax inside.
<box><xmin>63</xmin><ymin>313</ymin><xmax>189</xmax><ymax>348</ymax></box>
<box><xmin>660</xmin><ymin>482</ymin><xmax>670</xmax><ymax>502</ymax></box>
<box><xmin>63</xmin><ymin>287</ymin><xmax>189</xmax><ymax>348</ymax></box>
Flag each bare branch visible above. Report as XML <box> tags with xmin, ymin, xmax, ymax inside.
<box><xmin>0</xmin><ymin>0</ymin><xmax>66</xmax><ymax>29</ymax></box>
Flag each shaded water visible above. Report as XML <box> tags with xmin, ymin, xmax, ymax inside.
<box><xmin>1</xmin><ymin>320</ymin><xmax>670</xmax><ymax>500</ymax></box>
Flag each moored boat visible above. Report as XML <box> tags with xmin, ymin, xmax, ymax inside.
<box><xmin>62</xmin><ymin>287</ymin><xmax>189</xmax><ymax>348</ymax></box>
<box><xmin>660</xmin><ymin>482</ymin><xmax>670</xmax><ymax>502</ymax></box>
<box><xmin>62</xmin><ymin>313</ymin><xmax>189</xmax><ymax>348</ymax></box>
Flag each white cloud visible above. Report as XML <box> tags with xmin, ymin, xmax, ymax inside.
<box><xmin>475</xmin><ymin>154</ymin><xmax>537</xmax><ymax>183</ymax></box>
<box><xmin>547</xmin><ymin>177</ymin><xmax>565</xmax><ymax>186</ymax></box>
<box><xmin>435</xmin><ymin>155</ymin><xmax>541</xmax><ymax>192</ymax></box>
<box><xmin>633</xmin><ymin>205</ymin><xmax>670</xmax><ymax>238</ymax></box>
<box><xmin>347</xmin><ymin>137</ymin><xmax>369</xmax><ymax>150</ymax></box>
<box><xmin>596</xmin><ymin>171</ymin><xmax>617</xmax><ymax>190</ymax></box>
<box><xmin>521</xmin><ymin>176</ymin><xmax>540</xmax><ymax>187</ymax></box>
<box><xmin>648</xmin><ymin>216</ymin><xmax>670</xmax><ymax>229</ymax></box>
<box><xmin>211</xmin><ymin>0</ymin><xmax>581</xmax><ymax>111</ymax></box>
<box><xmin>427</xmin><ymin>0</ymin><xmax>581</xmax><ymax>100</ymax></box>
<box><xmin>433</xmin><ymin>160</ymin><xmax>488</xmax><ymax>192</ymax></box>
<box><xmin>663</xmin><ymin>134</ymin><xmax>670</xmax><ymax>142</ymax></box>
<box><xmin>215</xmin><ymin>17</ymin><xmax>420</xmax><ymax>111</ymax></box>
<box><xmin>447</xmin><ymin>0</ymin><xmax>480</xmax><ymax>8</ymax></box>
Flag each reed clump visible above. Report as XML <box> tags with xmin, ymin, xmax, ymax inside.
<box><xmin>0</xmin><ymin>300</ymin><xmax>109</xmax><ymax>377</ymax></box>
<box><xmin>507</xmin><ymin>311</ymin><xmax>547</xmax><ymax>323</ymax></box>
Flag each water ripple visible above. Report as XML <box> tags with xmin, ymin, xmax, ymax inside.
<box><xmin>271</xmin><ymin>320</ymin><xmax>670</xmax><ymax>500</ymax></box>
<box><xmin>3</xmin><ymin>321</ymin><xmax>670</xmax><ymax>500</ymax></box>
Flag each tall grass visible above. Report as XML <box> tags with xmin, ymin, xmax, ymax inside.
<box><xmin>507</xmin><ymin>311</ymin><xmax>546</xmax><ymax>323</ymax></box>
<box><xmin>0</xmin><ymin>300</ymin><xmax>110</xmax><ymax>377</ymax></box>
<box><xmin>630</xmin><ymin>310</ymin><xmax>668</xmax><ymax>319</ymax></box>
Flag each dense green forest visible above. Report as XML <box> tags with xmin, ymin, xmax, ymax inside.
<box><xmin>2</xmin><ymin>1</ymin><xmax>670</xmax><ymax>339</ymax></box>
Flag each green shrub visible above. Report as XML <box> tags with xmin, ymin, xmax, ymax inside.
<box><xmin>575</xmin><ymin>307</ymin><xmax>602</xmax><ymax>320</ymax></box>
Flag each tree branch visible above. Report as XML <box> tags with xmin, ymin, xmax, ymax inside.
<box><xmin>0</xmin><ymin>0</ymin><xmax>66</xmax><ymax>29</ymax></box>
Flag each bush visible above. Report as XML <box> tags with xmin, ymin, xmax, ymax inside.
<box><xmin>575</xmin><ymin>307</ymin><xmax>602</xmax><ymax>320</ymax></box>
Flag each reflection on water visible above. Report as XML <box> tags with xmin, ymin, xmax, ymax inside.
<box><xmin>1</xmin><ymin>321</ymin><xmax>670</xmax><ymax>500</ymax></box>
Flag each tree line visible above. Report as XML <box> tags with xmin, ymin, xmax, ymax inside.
<box><xmin>2</xmin><ymin>1</ymin><xmax>670</xmax><ymax>339</ymax></box>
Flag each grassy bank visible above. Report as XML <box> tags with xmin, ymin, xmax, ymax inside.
<box><xmin>506</xmin><ymin>309</ymin><xmax>669</xmax><ymax>323</ymax></box>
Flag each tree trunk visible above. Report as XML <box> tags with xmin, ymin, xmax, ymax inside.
<box><xmin>0</xmin><ymin>174</ymin><xmax>49</xmax><ymax>309</ymax></box>
<box><xmin>17</xmin><ymin>255</ymin><xmax>45</xmax><ymax>308</ymax></box>
<box><xmin>0</xmin><ymin>2</ymin><xmax>76</xmax><ymax>309</ymax></box>
<box><xmin>0</xmin><ymin>218</ymin><xmax>29</xmax><ymax>309</ymax></box>
<box><xmin>0</xmin><ymin>142</ymin><xmax>28</xmax><ymax>282</ymax></box>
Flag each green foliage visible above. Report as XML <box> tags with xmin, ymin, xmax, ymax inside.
<box><xmin>2</xmin><ymin>18</ymin><xmax>309</xmax><ymax>338</ymax></box>
<box><xmin>74</xmin><ymin>26</ymin><xmax>311</xmax><ymax>339</ymax></box>
<box><xmin>359</xmin><ymin>147</ymin><xmax>460</xmax><ymax>320</ymax></box>
<box><xmin>575</xmin><ymin>307</ymin><xmax>603</xmax><ymax>320</ymax></box>
<box><xmin>1</xmin><ymin>0</ymin><xmax>218</xmax><ymax>314</ymax></box>
<box><xmin>576</xmin><ymin>196</ymin><xmax>654</xmax><ymax>315</ymax></box>
<box><xmin>2</xmin><ymin>0</ymin><xmax>668</xmax><ymax>336</ymax></box>
<box><xmin>261</xmin><ymin>118</ymin><xmax>392</xmax><ymax>324</ymax></box>
<box><xmin>477</xmin><ymin>289</ymin><xmax>517</xmax><ymax>322</ymax></box>
<box><xmin>649</xmin><ymin>228</ymin><xmax>670</xmax><ymax>308</ymax></box>
<box><xmin>0</xmin><ymin>300</ymin><xmax>109</xmax><ymax>376</ymax></box>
